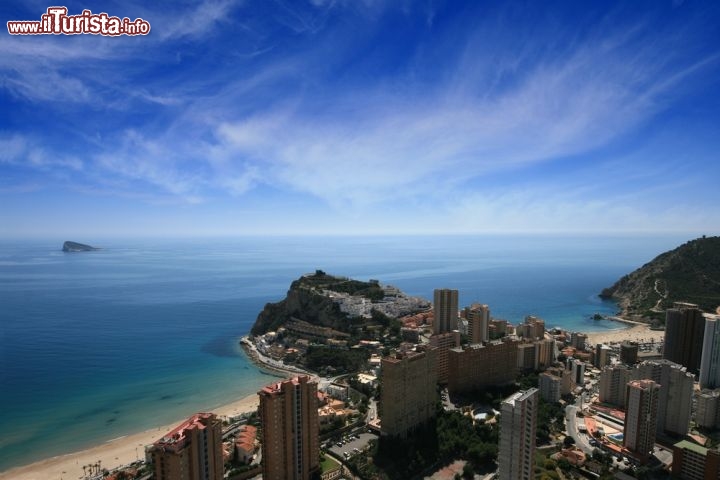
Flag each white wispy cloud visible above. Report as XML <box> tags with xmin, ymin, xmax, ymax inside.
<box><xmin>51</xmin><ymin>7</ymin><xmax>715</xmax><ymax>214</ymax></box>
<box><xmin>154</xmin><ymin>0</ymin><xmax>241</xmax><ymax>40</ymax></box>
<box><xmin>3</xmin><ymin>69</ymin><xmax>91</xmax><ymax>103</ymax></box>
<box><xmin>442</xmin><ymin>188</ymin><xmax>719</xmax><ymax>235</ymax></box>
<box><xmin>0</xmin><ymin>35</ymin><xmax>112</xmax><ymax>103</ymax></box>
<box><xmin>209</xmin><ymin>31</ymin><xmax>711</xmax><ymax>206</ymax></box>
<box><xmin>93</xmin><ymin>130</ymin><xmax>205</xmax><ymax>202</ymax></box>
<box><xmin>3</xmin><ymin>2</ymin><xmax>718</xmax><ymax>235</ymax></box>
<box><xmin>0</xmin><ymin>133</ymin><xmax>83</xmax><ymax>170</ymax></box>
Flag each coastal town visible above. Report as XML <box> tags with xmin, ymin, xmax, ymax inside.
<box><xmin>6</xmin><ymin>269</ymin><xmax>720</xmax><ymax>480</ymax></box>
<box><xmin>5</xmin><ymin>0</ymin><xmax>720</xmax><ymax>477</ymax></box>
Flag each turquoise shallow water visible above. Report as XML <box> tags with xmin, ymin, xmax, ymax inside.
<box><xmin>0</xmin><ymin>235</ymin><xmax>686</xmax><ymax>470</ymax></box>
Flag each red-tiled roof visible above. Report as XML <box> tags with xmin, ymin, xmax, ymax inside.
<box><xmin>153</xmin><ymin>412</ymin><xmax>216</xmax><ymax>450</ymax></box>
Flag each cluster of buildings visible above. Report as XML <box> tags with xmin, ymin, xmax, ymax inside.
<box><xmin>588</xmin><ymin>302</ymin><xmax>720</xmax><ymax>478</ymax></box>
<box><xmin>147</xmin><ymin>376</ymin><xmax>329</xmax><ymax>480</ymax></box>
<box><xmin>378</xmin><ymin>289</ymin><xmax>554</xmax><ymax>480</ymax></box>
<box><xmin>324</xmin><ymin>283</ymin><xmax>431</xmax><ymax>319</ymax></box>
<box><xmin>380</xmin><ymin>294</ymin><xmax>720</xmax><ymax>479</ymax></box>
<box><xmin>145</xmin><ymin>293</ymin><xmax>720</xmax><ymax>480</ymax></box>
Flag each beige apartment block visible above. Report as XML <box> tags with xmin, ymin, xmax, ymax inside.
<box><xmin>380</xmin><ymin>346</ymin><xmax>438</xmax><ymax>438</ymax></box>
<box><xmin>259</xmin><ymin>375</ymin><xmax>320</xmax><ymax>480</ymax></box>
<box><xmin>148</xmin><ymin>412</ymin><xmax>224</xmax><ymax>480</ymax></box>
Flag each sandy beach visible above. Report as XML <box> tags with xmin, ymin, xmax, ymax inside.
<box><xmin>0</xmin><ymin>338</ymin><xmax>305</xmax><ymax>480</ymax></box>
<box><xmin>586</xmin><ymin>322</ymin><xmax>664</xmax><ymax>347</ymax></box>
<box><xmin>1</xmin><ymin>325</ymin><xmax>662</xmax><ymax>480</ymax></box>
<box><xmin>0</xmin><ymin>394</ymin><xmax>261</xmax><ymax>480</ymax></box>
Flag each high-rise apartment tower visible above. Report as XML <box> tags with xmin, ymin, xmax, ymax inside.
<box><xmin>664</xmin><ymin>302</ymin><xmax>705</xmax><ymax>374</ymax></box>
<box><xmin>700</xmin><ymin>314</ymin><xmax>720</xmax><ymax>389</ymax></box>
<box><xmin>498</xmin><ymin>388</ymin><xmax>538</xmax><ymax>480</ymax></box>
<box><xmin>259</xmin><ymin>375</ymin><xmax>320</xmax><ymax>480</ymax></box>
<box><xmin>624</xmin><ymin>379</ymin><xmax>660</xmax><ymax>462</ymax></box>
<box><xmin>380</xmin><ymin>347</ymin><xmax>438</xmax><ymax>438</ymax></box>
<box><xmin>433</xmin><ymin>288</ymin><xmax>458</xmax><ymax>334</ymax></box>
<box><xmin>149</xmin><ymin>412</ymin><xmax>224</xmax><ymax>480</ymax></box>
<box><xmin>466</xmin><ymin>303</ymin><xmax>490</xmax><ymax>344</ymax></box>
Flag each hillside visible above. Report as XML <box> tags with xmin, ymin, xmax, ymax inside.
<box><xmin>250</xmin><ymin>270</ymin><xmax>429</xmax><ymax>336</ymax></box>
<box><xmin>599</xmin><ymin>236</ymin><xmax>720</xmax><ymax>316</ymax></box>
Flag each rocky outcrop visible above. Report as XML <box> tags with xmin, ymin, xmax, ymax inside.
<box><xmin>62</xmin><ymin>241</ymin><xmax>99</xmax><ymax>252</ymax></box>
<box><xmin>250</xmin><ymin>270</ymin><xmax>428</xmax><ymax>336</ymax></box>
<box><xmin>600</xmin><ymin>236</ymin><xmax>720</xmax><ymax>316</ymax></box>
<box><xmin>251</xmin><ymin>280</ymin><xmax>350</xmax><ymax>336</ymax></box>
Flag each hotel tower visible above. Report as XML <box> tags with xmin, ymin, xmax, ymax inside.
<box><xmin>259</xmin><ymin>375</ymin><xmax>320</xmax><ymax>480</ymax></box>
<box><xmin>149</xmin><ymin>412</ymin><xmax>224</xmax><ymax>480</ymax></box>
<box><xmin>498</xmin><ymin>388</ymin><xmax>538</xmax><ymax>480</ymax></box>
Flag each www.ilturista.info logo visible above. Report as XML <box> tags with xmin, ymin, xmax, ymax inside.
<box><xmin>7</xmin><ymin>7</ymin><xmax>151</xmax><ymax>36</ymax></box>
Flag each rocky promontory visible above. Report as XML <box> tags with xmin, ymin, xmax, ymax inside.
<box><xmin>250</xmin><ymin>270</ymin><xmax>430</xmax><ymax>336</ymax></box>
<box><xmin>62</xmin><ymin>241</ymin><xmax>99</xmax><ymax>252</ymax></box>
<box><xmin>600</xmin><ymin>236</ymin><xmax>720</xmax><ymax>316</ymax></box>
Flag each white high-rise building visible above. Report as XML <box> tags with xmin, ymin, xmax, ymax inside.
<box><xmin>498</xmin><ymin>388</ymin><xmax>538</xmax><ymax>480</ymax></box>
<box><xmin>635</xmin><ymin>359</ymin><xmax>694</xmax><ymax>436</ymax></box>
<box><xmin>699</xmin><ymin>314</ymin><xmax>720</xmax><ymax>389</ymax></box>
<box><xmin>599</xmin><ymin>364</ymin><xmax>633</xmax><ymax>408</ymax></box>
<box><xmin>539</xmin><ymin>372</ymin><xmax>561</xmax><ymax>403</ymax></box>
<box><xmin>696</xmin><ymin>389</ymin><xmax>720</xmax><ymax>430</ymax></box>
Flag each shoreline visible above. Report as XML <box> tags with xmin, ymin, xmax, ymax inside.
<box><xmin>239</xmin><ymin>335</ymin><xmax>316</xmax><ymax>378</ymax></box>
<box><xmin>0</xmin><ymin>394</ymin><xmax>263</xmax><ymax>480</ymax></box>
<box><xmin>585</xmin><ymin>321</ymin><xmax>664</xmax><ymax>347</ymax></box>
<box><xmin>0</xmin><ymin>339</ymin><xmax>313</xmax><ymax>480</ymax></box>
<box><xmin>2</xmin><ymin>325</ymin><xmax>659</xmax><ymax>479</ymax></box>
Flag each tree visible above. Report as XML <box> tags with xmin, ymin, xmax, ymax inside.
<box><xmin>557</xmin><ymin>458</ymin><xmax>572</xmax><ymax>471</ymax></box>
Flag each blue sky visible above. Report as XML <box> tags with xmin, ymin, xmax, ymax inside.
<box><xmin>1</xmin><ymin>0</ymin><xmax>719</xmax><ymax>237</ymax></box>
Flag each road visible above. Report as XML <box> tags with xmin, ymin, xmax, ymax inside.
<box><xmin>565</xmin><ymin>404</ymin><xmax>593</xmax><ymax>455</ymax></box>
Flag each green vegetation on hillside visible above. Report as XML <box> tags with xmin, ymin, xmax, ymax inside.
<box><xmin>303</xmin><ymin>346</ymin><xmax>370</xmax><ymax>375</ymax></box>
<box><xmin>600</xmin><ymin>236</ymin><xmax>720</xmax><ymax>315</ymax></box>
<box><xmin>355</xmin><ymin>409</ymin><xmax>498</xmax><ymax>479</ymax></box>
<box><xmin>291</xmin><ymin>270</ymin><xmax>385</xmax><ymax>301</ymax></box>
<box><xmin>250</xmin><ymin>271</ymin><xmax>387</xmax><ymax>336</ymax></box>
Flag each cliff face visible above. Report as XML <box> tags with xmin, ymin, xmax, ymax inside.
<box><xmin>600</xmin><ymin>236</ymin><xmax>720</xmax><ymax>316</ymax></box>
<box><xmin>252</xmin><ymin>284</ymin><xmax>349</xmax><ymax>336</ymax></box>
<box><xmin>250</xmin><ymin>271</ymin><xmax>378</xmax><ymax>336</ymax></box>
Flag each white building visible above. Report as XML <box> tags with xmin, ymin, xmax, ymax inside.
<box><xmin>539</xmin><ymin>372</ymin><xmax>561</xmax><ymax>403</ymax></box>
<box><xmin>696</xmin><ymin>389</ymin><xmax>720</xmax><ymax>429</ymax></box>
<box><xmin>699</xmin><ymin>314</ymin><xmax>720</xmax><ymax>389</ymax></box>
<box><xmin>635</xmin><ymin>359</ymin><xmax>694</xmax><ymax>436</ymax></box>
<box><xmin>599</xmin><ymin>364</ymin><xmax>633</xmax><ymax>408</ymax></box>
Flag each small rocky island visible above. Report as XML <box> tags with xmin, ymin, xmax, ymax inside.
<box><xmin>62</xmin><ymin>241</ymin><xmax>99</xmax><ymax>252</ymax></box>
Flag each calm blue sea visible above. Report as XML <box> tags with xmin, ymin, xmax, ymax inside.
<box><xmin>0</xmin><ymin>235</ymin><xmax>686</xmax><ymax>471</ymax></box>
